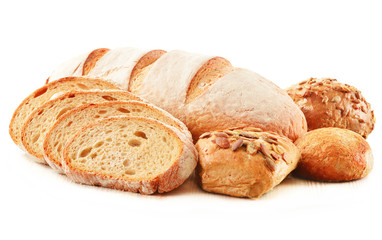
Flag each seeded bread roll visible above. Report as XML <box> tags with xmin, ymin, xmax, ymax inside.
<box><xmin>9</xmin><ymin>77</ymin><xmax>119</xmax><ymax>147</ymax></box>
<box><xmin>62</xmin><ymin>116</ymin><xmax>198</xmax><ymax>194</ymax></box>
<box><xmin>287</xmin><ymin>78</ymin><xmax>375</xmax><ymax>138</ymax></box>
<box><xmin>21</xmin><ymin>90</ymin><xmax>143</xmax><ymax>163</ymax></box>
<box><xmin>195</xmin><ymin>128</ymin><xmax>301</xmax><ymax>198</ymax></box>
<box><xmin>294</xmin><ymin>127</ymin><xmax>373</xmax><ymax>182</ymax></box>
<box><xmin>44</xmin><ymin>100</ymin><xmax>191</xmax><ymax>173</ymax></box>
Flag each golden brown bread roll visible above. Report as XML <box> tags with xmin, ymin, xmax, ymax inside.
<box><xmin>195</xmin><ymin>128</ymin><xmax>301</xmax><ymax>198</ymax></box>
<box><xmin>294</xmin><ymin>127</ymin><xmax>373</xmax><ymax>182</ymax></box>
<box><xmin>287</xmin><ymin>77</ymin><xmax>375</xmax><ymax>138</ymax></box>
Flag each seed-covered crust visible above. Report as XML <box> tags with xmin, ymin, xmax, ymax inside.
<box><xmin>196</xmin><ymin>128</ymin><xmax>301</xmax><ymax>198</ymax></box>
<box><xmin>287</xmin><ymin>78</ymin><xmax>375</xmax><ymax>138</ymax></box>
<box><xmin>294</xmin><ymin>127</ymin><xmax>373</xmax><ymax>182</ymax></box>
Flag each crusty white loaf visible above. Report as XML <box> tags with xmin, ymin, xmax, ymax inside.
<box><xmin>62</xmin><ymin>116</ymin><xmax>198</xmax><ymax>194</ymax></box>
<box><xmin>47</xmin><ymin>47</ymin><xmax>308</xmax><ymax>141</ymax></box>
<box><xmin>21</xmin><ymin>90</ymin><xmax>143</xmax><ymax>163</ymax></box>
<box><xmin>9</xmin><ymin>77</ymin><xmax>119</xmax><ymax>147</ymax></box>
<box><xmin>43</xmin><ymin>100</ymin><xmax>192</xmax><ymax>173</ymax></box>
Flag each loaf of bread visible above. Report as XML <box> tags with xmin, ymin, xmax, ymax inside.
<box><xmin>21</xmin><ymin>90</ymin><xmax>142</xmax><ymax>163</ymax></box>
<box><xmin>287</xmin><ymin>77</ymin><xmax>375</xmax><ymax>138</ymax></box>
<box><xmin>48</xmin><ymin>47</ymin><xmax>308</xmax><ymax>141</ymax></box>
<box><xmin>195</xmin><ymin>128</ymin><xmax>301</xmax><ymax>198</ymax></box>
<box><xmin>294</xmin><ymin>127</ymin><xmax>373</xmax><ymax>182</ymax></box>
<box><xmin>62</xmin><ymin>116</ymin><xmax>197</xmax><ymax>194</ymax></box>
<box><xmin>9</xmin><ymin>77</ymin><xmax>119</xmax><ymax>147</ymax></box>
<box><xmin>44</xmin><ymin>100</ymin><xmax>191</xmax><ymax>173</ymax></box>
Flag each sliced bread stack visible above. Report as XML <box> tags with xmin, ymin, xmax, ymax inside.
<box><xmin>10</xmin><ymin>76</ymin><xmax>197</xmax><ymax>194</ymax></box>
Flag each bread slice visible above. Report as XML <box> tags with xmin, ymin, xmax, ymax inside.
<box><xmin>43</xmin><ymin>100</ymin><xmax>192</xmax><ymax>173</ymax></box>
<box><xmin>21</xmin><ymin>90</ymin><xmax>143</xmax><ymax>163</ymax></box>
<box><xmin>9</xmin><ymin>77</ymin><xmax>119</xmax><ymax>147</ymax></box>
<box><xmin>62</xmin><ymin>116</ymin><xmax>197</xmax><ymax>194</ymax></box>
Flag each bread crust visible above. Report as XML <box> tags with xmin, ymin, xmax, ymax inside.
<box><xmin>196</xmin><ymin>129</ymin><xmax>300</xmax><ymax>198</ymax></box>
<box><xmin>287</xmin><ymin>78</ymin><xmax>375</xmax><ymax>138</ymax></box>
<box><xmin>186</xmin><ymin>69</ymin><xmax>307</xmax><ymax>141</ymax></box>
<box><xmin>82</xmin><ymin>48</ymin><xmax>110</xmax><ymax>75</ymax></box>
<box><xmin>294</xmin><ymin>127</ymin><xmax>373</xmax><ymax>182</ymax></box>
<box><xmin>62</xmin><ymin>116</ymin><xmax>198</xmax><ymax>194</ymax></box>
<box><xmin>135</xmin><ymin>50</ymin><xmax>307</xmax><ymax>142</ymax></box>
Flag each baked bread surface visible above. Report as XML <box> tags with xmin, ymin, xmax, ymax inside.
<box><xmin>43</xmin><ymin>100</ymin><xmax>191</xmax><ymax>173</ymax></box>
<box><xmin>21</xmin><ymin>90</ymin><xmax>142</xmax><ymax>163</ymax></box>
<box><xmin>62</xmin><ymin>116</ymin><xmax>198</xmax><ymax>194</ymax></box>
<box><xmin>294</xmin><ymin>127</ymin><xmax>373</xmax><ymax>182</ymax></box>
<box><xmin>196</xmin><ymin>128</ymin><xmax>300</xmax><ymax>198</ymax></box>
<box><xmin>9</xmin><ymin>77</ymin><xmax>118</xmax><ymax>147</ymax></box>
<box><xmin>287</xmin><ymin>77</ymin><xmax>375</xmax><ymax>138</ymax></box>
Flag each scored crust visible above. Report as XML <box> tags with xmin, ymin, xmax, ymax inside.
<box><xmin>20</xmin><ymin>90</ymin><xmax>143</xmax><ymax>163</ymax></box>
<box><xmin>196</xmin><ymin>128</ymin><xmax>300</xmax><ymax>198</ymax></box>
<box><xmin>82</xmin><ymin>48</ymin><xmax>110</xmax><ymax>75</ymax></box>
<box><xmin>128</xmin><ymin>50</ymin><xmax>167</xmax><ymax>92</ymax></box>
<box><xmin>9</xmin><ymin>77</ymin><xmax>119</xmax><ymax>146</ymax></box>
<box><xmin>186</xmin><ymin>69</ymin><xmax>308</xmax><ymax>141</ymax></box>
<box><xmin>43</xmin><ymin>100</ymin><xmax>192</xmax><ymax>173</ymax></box>
<box><xmin>87</xmin><ymin>48</ymin><xmax>166</xmax><ymax>90</ymax></box>
<box><xmin>62</xmin><ymin>116</ymin><xmax>198</xmax><ymax>194</ymax></box>
<box><xmin>185</xmin><ymin>57</ymin><xmax>235</xmax><ymax>103</ymax></box>
<box><xmin>287</xmin><ymin>78</ymin><xmax>375</xmax><ymax>138</ymax></box>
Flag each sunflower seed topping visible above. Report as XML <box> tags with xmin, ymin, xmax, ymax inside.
<box><xmin>215</xmin><ymin>137</ymin><xmax>230</xmax><ymax>149</ymax></box>
<box><xmin>214</xmin><ymin>132</ymin><xmax>229</xmax><ymax>138</ymax></box>
<box><xmin>199</xmin><ymin>132</ymin><xmax>211</xmax><ymax>139</ymax></box>
<box><xmin>231</xmin><ymin>138</ymin><xmax>244</xmax><ymax>151</ymax></box>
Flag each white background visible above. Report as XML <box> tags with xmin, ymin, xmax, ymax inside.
<box><xmin>1</xmin><ymin>0</ymin><xmax>381</xmax><ymax>239</ymax></box>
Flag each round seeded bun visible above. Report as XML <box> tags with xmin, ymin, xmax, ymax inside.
<box><xmin>294</xmin><ymin>127</ymin><xmax>373</xmax><ymax>182</ymax></box>
<box><xmin>195</xmin><ymin>128</ymin><xmax>301</xmax><ymax>198</ymax></box>
<box><xmin>286</xmin><ymin>78</ymin><xmax>375</xmax><ymax>138</ymax></box>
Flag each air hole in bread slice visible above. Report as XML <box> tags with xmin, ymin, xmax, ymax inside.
<box><xmin>34</xmin><ymin>86</ymin><xmax>48</xmax><ymax>98</ymax></box>
<box><xmin>124</xmin><ymin>169</ymin><xmax>135</xmax><ymax>175</ymax></box>
<box><xmin>128</xmin><ymin>139</ymin><xmax>141</xmax><ymax>147</ymax></box>
<box><xmin>94</xmin><ymin>141</ymin><xmax>104</xmax><ymax>148</ymax></box>
<box><xmin>117</xmin><ymin>107</ymin><xmax>130</xmax><ymax>113</ymax></box>
<box><xmin>56</xmin><ymin>108</ymin><xmax>72</xmax><ymax>119</ymax></box>
<box><xmin>123</xmin><ymin>159</ymin><xmax>130</xmax><ymax>166</ymax></box>
<box><xmin>102</xmin><ymin>95</ymin><xmax>117</xmax><ymax>101</ymax></box>
<box><xmin>76</xmin><ymin>83</ymin><xmax>89</xmax><ymax>90</ymax></box>
<box><xmin>94</xmin><ymin>115</ymin><xmax>100</xmax><ymax>118</ymax></box>
<box><xmin>90</xmin><ymin>152</ymin><xmax>98</xmax><ymax>158</ymax></box>
<box><xmin>98</xmin><ymin>110</ymin><xmax>107</xmax><ymax>114</ymax></box>
<box><xmin>131</xmin><ymin>108</ymin><xmax>142</xmax><ymax>112</ymax></box>
<box><xmin>32</xmin><ymin>134</ymin><xmax>40</xmax><ymax>143</ymax></box>
<box><xmin>134</xmin><ymin>131</ymin><xmax>147</xmax><ymax>139</ymax></box>
<box><xmin>162</xmin><ymin>137</ymin><xmax>167</xmax><ymax>142</ymax></box>
<box><xmin>66</xmin><ymin>121</ymin><xmax>73</xmax><ymax>127</ymax></box>
<box><xmin>79</xmin><ymin>147</ymin><xmax>92</xmax><ymax>158</ymax></box>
